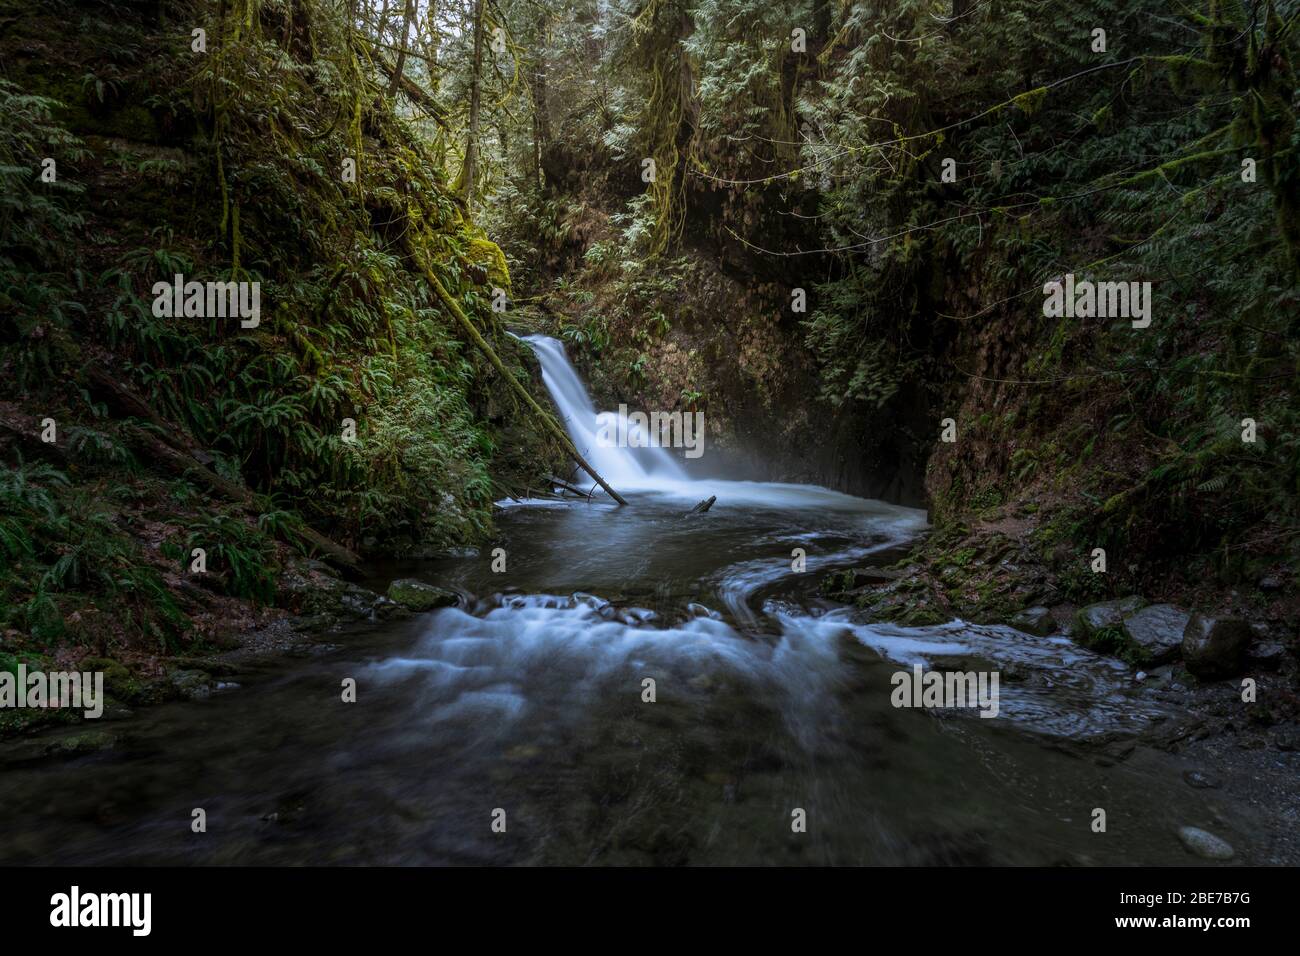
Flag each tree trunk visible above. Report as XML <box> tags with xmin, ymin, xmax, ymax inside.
<box><xmin>387</xmin><ymin>0</ymin><xmax>415</xmax><ymax>97</ymax></box>
<box><xmin>403</xmin><ymin>234</ymin><xmax>629</xmax><ymax>507</ymax></box>
<box><xmin>530</xmin><ymin>12</ymin><xmax>551</xmax><ymax>192</ymax></box>
<box><xmin>458</xmin><ymin>0</ymin><xmax>486</xmax><ymax>208</ymax></box>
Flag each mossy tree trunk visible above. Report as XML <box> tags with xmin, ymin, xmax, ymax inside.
<box><xmin>458</xmin><ymin>0</ymin><xmax>486</xmax><ymax>209</ymax></box>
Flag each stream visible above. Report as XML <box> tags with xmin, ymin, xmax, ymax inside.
<box><xmin>0</xmin><ymin>338</ymin><xmax>1253</xmax><ymax>865</ymax></box>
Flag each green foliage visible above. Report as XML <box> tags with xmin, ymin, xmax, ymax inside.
<box><xmin>0</xmin><ymin>456</ymin><xmax>187</xmax><ymax>649</ymax></box>
<box><xmin>170</xmin><ymin>512</ymin><xmax>278</xmax><ymax>605</ymax></box>
<box><xmin>0</xmin><ymin>78</ymin><xmax>89</xmax><ymax>390</ymax></box>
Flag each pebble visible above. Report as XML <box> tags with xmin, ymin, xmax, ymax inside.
<box><xmin>1177</xmin><ymin>826</ymin><xmax>1235</xmax><ymax>860</ymax></box>
<box><xmin>1182</xmin><ymin>769</ymin><xmax>1221</xmax><ymax>790</ymax></box>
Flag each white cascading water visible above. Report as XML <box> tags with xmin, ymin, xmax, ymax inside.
<box><xmin>522</xmin><ymin>334</ymin><xmax>687</xmax><ymax>486</ymax></box>
<box><xmin>392</xmin><ymin>334</ymin><xmax>1166</xmax><ymax>742</ymax></box>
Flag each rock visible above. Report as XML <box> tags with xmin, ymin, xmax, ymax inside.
<box><xmin>1258</xmin><ymin>574</ymin><xmax>1282</xmax><ymax>592</ymax></box>
<box><xmin>98</xmin><ymin>697</ymin><xmax>135</xmax><ymax>721</ymax></box>
<box><xmin>1182</xmin><ymin>614</ymin><xmax>1252</xmax><ymax>679</ymax></box>
<box><xmin>1121</xmin><ymin>604</ymin><xmax>1189</xmax><ymax>666</ymax></box>
<box><xmin>572</xmin><ymin>592</ymin><xmax>610</xmax><ymax>612</ymax></box>
<box><xmin>372</xmin><ymin>596</ymin><xmax>409</xmax><ymax>620</ymax></box>
<box><xmin>1177</xmin><ymin>826</ymin><xmax>1234</xmax><ymax>861</ymax></box>
<box><xmin>616</xmin><ymin>607</ymin><xmax>657</xmax><ymax>625</ymax></box>
<box><xmin>386</xmin><ymin>579</ymin><xmax>458</xmax><ymax>612</ymax></box>
<box><xmin>77</xmin><ymin>657</ymin><xmax>142</xmax><ymax>704</ymax></box>
<box><xmin>855</xmin><ymin>567</ymin><xmax>903</xmax><ymax>585</ymax></box>
<box><xmin>169</xmin><ymin>669</ymin><xmax>212</xmax><ymax>700</ymax></box>
<box><xmin>281</xmin><ymin>567</ymin><xmax>394</xmax><ymax>624</ymax></box>
<box><xmin>686</xmin><ymin>603</ymin><xmax>721</xmax><ymax>620</ymax></box>
<box><xmin>43</xmin><ymin>730</ymin><xmax>119</xmax><ymax>757</ymax></box>
<box><xmin>1008</xmin><ymin>606</ymin><xmax>1054</xmax><ymax>636</ymax></box>
<box><xmin>1182</xmin><ymin>769</ymin><xmax>1221</xmax><ymax>789</ymax></box>
<box><xmin>1246</xmin><ymin>641</ymin><xmax>1287</xmax><ymax>671</ymax></box>
<box><xmin>1075</xmin><ymin>595</ymin><xmax>1145</xmax><ymax>638</ymax></box>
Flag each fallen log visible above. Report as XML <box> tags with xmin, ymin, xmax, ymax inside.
<box><xmin>404</xmin><ymin>235</ymin><xmax>629</xmax><ymax>507</ymax></box>
<box><xmin>121</xmin><ymin>424</ymin><xmax>362</xmax><ymax>575</ymax></box>
<box><xmin>82</xmin><ymin>364</ymin><xmax>214</xmax><ymax>464</ymax></box>
<box><xmin>76</xmin><ymin>365</ymin><xmax>362</xmax><ymax>574</ymax></box>
<box><xmin>549</xmin><ymin>475</ymin><xmax>595</xmax><ymax>498</ymax></box>
<box><xmin>0</xmin><ymin>409</ymin><xmax>71</xmax><ymax>466</ymax></box>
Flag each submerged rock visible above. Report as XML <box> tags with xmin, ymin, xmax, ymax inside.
<box><xmin>1177</xmin><ymin>826</ymin><xmax>1235</xmax><ymax>860</ymax></box>
<box><xmin>169</xmin><ymin>669</ymin><xmax>213</xmax><ymax>700</ymax></box>
<box><xmin>1182</xmin><ymin>614</ymin><xmax>1252</xmax><ymax>679</ymax></box>
<box><xmin>1182</xmin><ymin>769</ymin><xmax>1221</xmax><ymax>790</ymax></box>
<box><xmin>43</xmin><ymin>730</ymin><xmax>119</xmax><ymax>757</ymax></box>
<box><xmin>386</xmin><ymin>579</ymin><xmax>459</xmax><ymax>612</ymax></box>
<box><xmin>1121</xmin><ymin>604</ymin><xmax>1189</xmax><ymax>666</ymax></box>
<box><xmin>1008</xmin><ymin>606</ymin><xmax>1054</xmax><ymax>636</ymax></box>
<box><xmin>686</xmin><ymin>602</ymin><xmax>722</xmax><ymax>620</ymax></box>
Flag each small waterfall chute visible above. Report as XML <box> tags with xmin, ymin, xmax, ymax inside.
<box><xmin>522</xmin><ymin>334</ymin><xmax>687</xmax><ymax>488</ymax></box>
<box><xmin>403</xmin><ymin>237</ymin><xmax>627</xmax><ymax>504</ymax></box>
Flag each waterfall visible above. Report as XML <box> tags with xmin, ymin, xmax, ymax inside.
<box><xmin>522</xmin><ymin>335</ymin><xmax>687</xmax><ymax>486</ymax></box>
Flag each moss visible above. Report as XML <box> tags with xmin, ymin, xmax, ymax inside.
<box><xmin>78</xmin><ymin>656</ymin><xmax>144</xmax><ymax>704</ymax></box>
<box><xmin>951</xmin><ymin>547</ymin><xmax>978</xmax><ymax>567</ymax></box>
<box><xmin>466</xmin><ymin>236</ymin><xmax>512</xmax><ymax>291</ymax></box>
<box><xmin>896</xmin><ymin>605</ymin><xmax>948</xmax><ymax>627</ymax></box>
<box><xmin>1011</xmin><ymin>86</ymin><xmax>1048</xmax><ymax>116</ymax></box>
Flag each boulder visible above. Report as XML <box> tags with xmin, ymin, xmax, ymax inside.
<box><xmin>386</xmin><ymin>579</ymin><xmax>459</xmax><ymax>612</ymax></box>
<box><xmin>1120</xmin><ymin>604</ymin><xmax>1189</xmax><ymax>666</ymax></box>
<box><xmin>1075</xmin><ymin>595</ymin><xmax>1145</xmax><ymax>639</ymax></box>
<box><xmin>1008</xmin><ymin>606</ymin><xmax>1055</xmax><ymax>636</ymax></box>
<box><xmin>1182</xmin><ymin>614</ymin><xmax>1252</xmax><ymax>679</ymax></box>
<box><xmin>1246</xmin><ymin>641</ymin><xmax>1287</xmax><ymax>671</ymax></box>
<box><xmin>168</xmin><ymin>668</ymin><xmax>212</xmax><ymax>700</ymax></box>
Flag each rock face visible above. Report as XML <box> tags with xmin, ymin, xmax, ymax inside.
<box><xmin>1008</xmin><ymin>606</ymin><xmax>1055</xmax><ymax>636</ymax></box>
<box><xmin>1182</xmin><ymin>614</ymin><xmax>1252</xmax><ymax>678</ymax></box>
<box><xmin>1177</xmin><ymin>826</ymin><xmax>1235</xmax><ymax>860</ymax></box>
<box><xmin>1121</xmin><ymin>604</ymin><xmax>1189</xmax><ymax>666</ymax></box>
<box><xmin>386</xmin><ymin>579</ymin><xmax>458</xmax><ymax>611</ymax></box>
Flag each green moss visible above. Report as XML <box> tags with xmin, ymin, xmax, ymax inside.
<box><xmin>466</xmin><ymin>236</ymin><xmax>512</xmax><ymax>291</ymax></box>
<box><xmin>1011</xmin><ymin>86</ymin><xmax>1048</xmax><ymax>116</ymax></box>
<box><xmin>77</xmin><ymin>657</ymin><xmax>144</xmax><ymax>704</ymax></box>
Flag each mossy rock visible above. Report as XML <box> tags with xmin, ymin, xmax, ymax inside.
<box><xmin>1073</xmin><ymin>596</ymin><xmax>1155</xmax><ymax>664</ymax></box>
<box><xmin>42</xmin><ymin>730</ymin><xmax>119</xmax><ymax>757</ymax></box>
<box><xmin>78</xmin><ymin>656</ymin><xmax>145</xmax><ymax>704</ymax></box>
<box><xmin>896</xmin><ymin>606</ymin><xmax>948</xmax><ymax>627</ymax></box>
<box><xmin>387</xmin><ymin>578</ymin><xmax>458</xmax><ymax>611</ymax></box>
<box><xmin>1008</xmin><ymin>606</ymin><xmax>1055</xmax><ymax>636</ymax></box>
<box><xmin>1075</xmin><ymin>595</ymin><xmax>1145</xmax><ymax>640</ymax></box>
<box><xmin>465</xmin><ymin>237</ymin><xmax>511</xmax><ymax>291</ymax></box>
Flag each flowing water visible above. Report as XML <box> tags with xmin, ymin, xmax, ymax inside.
<box><xmin>0</xmin><ymin>339</ymin><xmax>1255</xmax><ymax>865</ymax></box>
